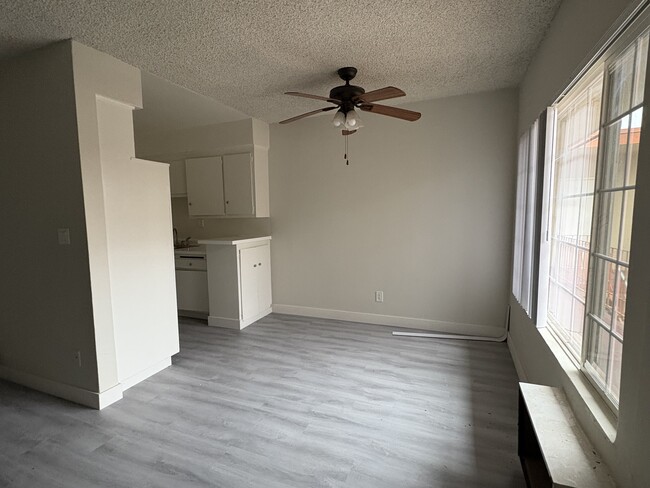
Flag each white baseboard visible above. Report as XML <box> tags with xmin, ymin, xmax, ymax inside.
<box><xmin>119</xmin><ymin>357</ymin><xmax>172</xmax><ymax>391</ymax></box>
<box><xmin>97</xmin><ymin>384</ymin><xmax>124</xmax><ymax>409</ymax></box>
<box><xmin>0</xmin><ymin>355</ymin><xmax>174</xmax><ymax>410</ymax></box>
<box><xmin>208</xmin><ymin>306</ymin><xmax>273</xmax><ymax>330</ymax></box>
<box><xmin>507</xmin><ymin>332</ymin><xmax>528</xmax><ymax>381</ymax></box>
<box><xmin>208</xmin><ymin>315</ymin><xmax>242</xmax><ymax>329</ymax></box>
<box><xmin>0</xmin><ymin>365</ymin><xmax>113</xmax><ymax>409</ymax></box>
<box><xmin>272</xmin><ymin>304</ymin><xmax>505</xmax><ymax>338</ymax></box>
<box><xmin>178</xmin><ymin>310</ymin><xmax>208</xmax><ymax>320</ymax></box>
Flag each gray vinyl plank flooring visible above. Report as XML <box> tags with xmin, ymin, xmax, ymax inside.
<box><xmin>0</xmin><ymin>314</ymin><xmax>525</xmax><ymax>487</ymax></box>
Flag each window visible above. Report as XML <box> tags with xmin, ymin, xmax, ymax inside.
<box><xmin>541</xmin><ymin>22</ymin><xmax>649</xmax><ymax>410</ymax></box>
<box><xmin>513</xmin><ymin>119</ymin><xmax>542</xmax><ymax>318</ymax></box>
<box><xmin>584</xmin><ymin>31</ymin><xmax>648</xmax><ymax>407</ymax></box>
<box><xmin>546</xmin><ymin>70</ymin><xmax>603</xmax><ymax>358</ymax></box>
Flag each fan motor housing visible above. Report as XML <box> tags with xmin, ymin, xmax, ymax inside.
<box><xmin>329</xmin><ymin>85</ymin><xmax>365</xmax><ymax>103</ymax></box>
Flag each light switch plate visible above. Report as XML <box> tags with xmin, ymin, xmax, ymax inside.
<box><xmin>57</xmin><ymin>228</ymin><xmax>71</xmax><ymax>245</ymax></box>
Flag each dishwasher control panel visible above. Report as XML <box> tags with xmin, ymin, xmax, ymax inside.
<box><xmin>174</xmin><ymin>255</ymin><xmax>207</xmax><ymax>271</ymax></box>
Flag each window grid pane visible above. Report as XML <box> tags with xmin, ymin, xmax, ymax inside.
<box><xmin>584</xmin><ymin>30</ymin><xmax>649</xmax><ymax>407</ymax></box>
<box><xmin>547</xmin><ymin>72</ymin><xmax>603</xmax><ymax>359</ymax></box>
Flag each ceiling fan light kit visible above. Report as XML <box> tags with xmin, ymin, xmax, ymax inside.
<box><xmin>280</xmin><ymin>66</ymin><xmax>421</xmax><ymax>135</ymax></box>
<box><xmin>333</xmin><ymin>108</ymin><xmax>363</xmax><ymax>131</ymax></box>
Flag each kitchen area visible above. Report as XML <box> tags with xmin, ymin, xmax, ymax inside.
<box><xmin>136</xmin><ymin>117</ymin><xmax>273</xmax><ymax>330</ymax></box>
<box><xmin>174</xmin><ymin>235</ymin><xmax>272</xmax><ymax>330</ymax></box>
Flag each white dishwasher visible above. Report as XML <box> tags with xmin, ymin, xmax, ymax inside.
<box><xmin>175</xmin><ymin>252</ymin><xmax>209</xmax><ymax>318</ymax></box>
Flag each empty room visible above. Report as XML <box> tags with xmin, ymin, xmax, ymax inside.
<box><xmin>1</xmin><ymin>1</ymin><xmax>649</xmax><ymax>487</ymax></box>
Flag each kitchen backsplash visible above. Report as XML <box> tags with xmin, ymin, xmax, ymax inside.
<box><xmin>171</xmin><ymin>197</ymin><xmax>271</xmax><ymax>240</ymax></box>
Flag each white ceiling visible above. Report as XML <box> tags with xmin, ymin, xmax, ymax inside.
<box><xmin>0</xmin><ymin>0</ymin><xmax>561</xmax><ymax>128</ymax></box>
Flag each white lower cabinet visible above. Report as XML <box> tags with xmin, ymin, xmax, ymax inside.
<box><xmin>240</xmin><ymin>244</ymin><xmax>272</xmax><ymax>321</ymax></box>
<box><xmin>201</xmin><ymin>237</ymin><xmax>272</xmax><ymax>329</ymax></box>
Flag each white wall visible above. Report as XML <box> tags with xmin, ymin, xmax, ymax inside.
<box><xmin>169</xmin><ymin>198</ymin><xmax>271</xmax><ymax>240</ymax></box>
<box><xmin>96</xmin><ymin>98</ymin><xmax>179</xmax><ymax>386</ymax></box>
<box><xmin>0</xmin><ymin>40</ymin><xmax>180</xmax><ymax>408</ymax></box>
<box><xmin>519</xmin><ymin>0</ymin><xmax>636</xmax><ymax>131</ymax></box>
<box><xmin>135</xmin><ymin>118</ymin><xmax>257</xmax><ymax>161</ymax></box>
<box><xmin>510</xmin><ymin>1</ymin><xmax>650</xmax><ymax>487</ymax></box>
<box><xmin>269</xmin><ymin>89</ymin><xmax>518</xmax><ymax>335</ymax></box>
<box><xmin>70</xmin><ymin>41</ymin><xmax>143</xmax><ymax>394</ymax></box>
<box><xmin>71</xmin><ymin>40</ymin><xmax>179</xmax><ymax>398</ymax></box>
<box><xmin>0</xmin><ymin>42</ymin><xmax>101</xmax><ymax>398</ymax></box>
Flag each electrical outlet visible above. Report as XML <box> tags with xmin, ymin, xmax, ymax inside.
<box><xmin>73</xmin><ymin>351</ymin><xmax>82</xmax><ymax>367</ymax></box>
<box><xmin>375</xmin><ymin>290</ymin><xmax>384</xmax><ymax>303</ymax></box>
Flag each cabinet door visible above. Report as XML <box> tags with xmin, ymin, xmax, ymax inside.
<box><xmin>223</xmin><ymin>153</ymin><xmax>254</xmax><ymax>216</ymax></box>
<box><xmin>240</xmin><ymin>247</ymin><xmax>259</xmax><ymax>320</ymax></box>
<box><xmin>169</xmin><ymin>160</ymin><xmax>187</xmax><ymax>197</ymax></box>
<box><xmin>185</xmin><ymin>156</ymin><xmax>224</xmax><ymax>216</ymax></box>
<box><xmin>239</xmin><ymin>244</ymin><xmax>272</xmax><ymax>321</ymax></box>
<box><xmin>256</xmin><ymin>244</ymin><xmax>272</xmax><ymax>311</ymax></box>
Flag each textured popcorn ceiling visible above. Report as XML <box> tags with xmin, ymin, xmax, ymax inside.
<box><xmin>0</xmin><ymin>0</ymin><xmax>561</xmax><ymax>124</ymax></box>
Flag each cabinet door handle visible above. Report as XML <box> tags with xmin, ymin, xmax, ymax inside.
<box><xmin>226</xmin><ymin>200</ymin><xmax>229</xmax><ymax>204</ymax></box>
<box><xmin>188</xmin><ymin>202</ymin><xmax>192</xmax><ymax>206</ymax></box>
<box><xmin>258</xmin><ymin>262</ymin><xmax>262</xmax><ymax>266</ymax></box>
<box><xmin>253</xmin><ymin>264</ymin><xmax>257</xmax><ymax>267</ymax></box>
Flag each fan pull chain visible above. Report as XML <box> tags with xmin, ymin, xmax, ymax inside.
<box><xmin>344</xmin><ymin>134</ymin><xmax>350</xmax><ymax>165</ymax></box>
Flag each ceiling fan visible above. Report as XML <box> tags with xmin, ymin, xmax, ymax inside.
<box><xmin>279</xmin><ymin>67</ymin><xmax>421</xmax><ymax>135</ymax></box>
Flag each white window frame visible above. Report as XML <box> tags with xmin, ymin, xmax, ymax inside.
<box><xmin>541</xmin><ymin>68</ymin><xmax>604</xmax><ymax>363</ymax></box>
<box><xmin>537</xmin><ymin>8</ymin><xmax>650</xmax><ymax>413</ymax></box>
<box><xmin>582</xmin><ymin>21</ymin><xmax>650</xmax><ymax>412</ymax></box>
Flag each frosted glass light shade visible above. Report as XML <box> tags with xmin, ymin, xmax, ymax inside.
<box><xmin>345</xmin><ymin>110</ymin><xmax>363</xmax><ymax>130</ymax></box>
<box><xmin>332</xmin><ymin>110</ymin><xmax>346</xmax><ymax>127</ymax></box>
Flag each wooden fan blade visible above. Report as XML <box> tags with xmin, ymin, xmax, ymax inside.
<box><xmin>342</xmin><ymin>129</ymin><xmax>357</xmax><ymax>136</ymax></box>
<box><xmin>285</xmin><ymin>92</ymin><xmax>341</xmax><ymax>104</ymax></box>
<box><xmin>359</xmin><ymin>103</ymin><xmax>421</xmax><ymax>121</ymax></box>
<box><xmin>279</xmin><ymin>106</ymin><xmax>337</xmax><ymax>124</ymax></box>
<box><xmin>355</xmin><ymin>86</ymin><xmax>405</xmax><ymax>103</ymax></box>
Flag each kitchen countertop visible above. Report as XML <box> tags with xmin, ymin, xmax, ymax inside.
<box><xmin>198</xmin><ymin>236</ymin><xmax>271</xmax><ymax>246</ymax></box>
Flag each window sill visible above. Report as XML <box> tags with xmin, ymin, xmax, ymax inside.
<box><xmin>537</xmin><ymin>326</ymin><xmax>618</xmax><ymax>443</ymax></box>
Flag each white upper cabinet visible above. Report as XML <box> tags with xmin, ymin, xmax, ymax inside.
<box><xmin>223</xmin><ymin>153</ymin><xmax>254</xmax><ymax>216</ymax></box>
<box><xmin>137</xmin><ymin>119</ymin><xmax>270</xmax><ymax>217</ymax></box>
<box><xmin>184</xmin><ymin>152</ymin><xmax>269</xmax><ymax>218</ymax></box>
<box><xmin>169</xmin><ymin>159</ymin><xmax>187</xmax><ymax>197</ymax></box>
<box><xmin>185</xmin><ymin>156</ymin><xmax>225</xmax><ymax>216</ymax></box>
